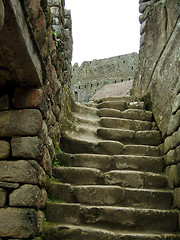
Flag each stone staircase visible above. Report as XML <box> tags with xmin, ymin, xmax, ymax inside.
<box><xmin>43</xmin><ymin>97</ymin><xmax>180</xmax><ymax>240</ymax></box>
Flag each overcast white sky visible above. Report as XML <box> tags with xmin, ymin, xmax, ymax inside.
<box><xmin>65</xmin><ymin>0</ymin><xmax>140</xmax><ymax>65</ymax></box>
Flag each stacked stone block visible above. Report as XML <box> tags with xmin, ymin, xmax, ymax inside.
<box><xmin>48</xmin><ymin>0</ymin><xmax>73</xmax><ymax>87</ymax></box>
<box><xmin>165</xmin><ymin>81</ymin><xmax>180</xmax><ymax>207</ymax></box>
<box><xmin>0</xmin><ymin>0</ymin><xmax>73</xmax><ymax>239</ymax></box>
<box><xmin>133</xmin><ymin>0</ymin><xmax>180</xmax><ymax>216</ymax></box>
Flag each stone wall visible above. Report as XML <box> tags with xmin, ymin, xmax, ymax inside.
<box><xmin>131</xmin><ymin>0</ymin><xmax>180</xmax><ymax>209</ymax></box>
<box><xmin>0</xmin><ymin>0</ymin><xmax>72</xmax><ymax>239</ymax></box>
<box><xmin>71</xmin><ymin>52</ymin><xmax>139</xmax><ymax>102</ymax></box>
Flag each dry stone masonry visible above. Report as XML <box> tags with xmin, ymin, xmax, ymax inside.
<box><xmin>71</xmin><ymin>52</ymin><xmax>139</xmax><ymax>102</ymax></box>
<box><xmin>43</xmin><ymin>92</ymin><xmax>180</xmax><ymax>239</ymax></box>
<box><xmin>0</xmin><ymin>0</ymin><xmax>72</xmax><ymax>239</ymax></box>
<box><xmin>0</xmin><ymin>0</ymin><xmax>179</xmax><ymax>239</ymax></box>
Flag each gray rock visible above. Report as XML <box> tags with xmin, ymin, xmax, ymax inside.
<box><xmin>172</xmin><ymin>93</ymin><xmax>180</xmax><ymax>114</ymax></box>
<box><xmin>0</xmin><ymin>140</ymin><xmax>10</xmax><ymax>159</ymax></box>
<box><xmin>167</xmin><ymin>110</ymin><xmax>180</xmax><ymax>136</ymax></box>
<box><xmin>165</xmin><ymin>150</ymin><xmax>175</xmax><ymax>166</ymax></box>
<box><xmin>0</xmin><ymin>208</ymin><xmax>39</xmax><ymax>238</ymax></box>
<box><xmin>0</xmin><ymin>109</ymin><xmax>42</xmax><ymax>137</ymax></box>
<box><xmin>0</xmin><ymin>188</ymin><xmax>6</xmax><ymax>207</ymax></box>
<box><xmin>0</xmin><ymin>181</ymin><xmax>19</xmax><ymax>189</ymax></box>
<box><xmin>9</xmin><ymin>184</ymin><xmax>47</xmax><ymax>209</ymax></box>
<box><xmin>0</xmin><ymin>160</ymin><xmax>47</xmax><ymax>187</ymax></box>
<box><xmin>11</xmin><ymin>136</ymin><xmax>42</xmax><ymax>159</ymax></box>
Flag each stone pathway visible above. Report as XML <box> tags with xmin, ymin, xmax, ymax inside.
<box><xmin>43</xmin><ymin>96</ymin><xmax>180</xmax><ymax>240</ymax></box>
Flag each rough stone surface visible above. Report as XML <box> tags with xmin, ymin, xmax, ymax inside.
<box><xmin>0</xmin><ymin>109</ymin><xmax>42</xmax><ymax>137</ymax></box>
<box><xmin>172</xmin><ymin>93</ymin><xmax>180</xmax><ymax>114</ymax></box>
<box><xmin>11</xmin><ymin>137</ymin><xmax>42</xmax><ymax>159</ymax></box>
<box><xmin>0</xmin><ymin>188</ymin><xmax>6</xmax><ymax>207</ymax></box>
<box><xmin>0</xmin><ymin>160</ymin><xmax>47</xmax><ymax>186</ymax></box>
<box><xmin>0</xmin><ymin>94</ymin><xmax>9</xmax><ymax>110</ymax></box>
<box><xmin>71</xmin><ymin>53</ymin><xmax>139</xmax><ymax>102</ymax></box>
<box><xmin>0</xmin><ymin>140</ymin><xmax>10</xmax><ymax>159</ymax></box>
<box><xmin>9</xmin><ymin>184</ymin><xmax>47</xmax><ymax>209</ymax></box>
<box><xmin>0</xmin><ymin>208</ymin><xmax>40</xmax><ymax>238</ymax></box>
<box><xmin>90</xmin><ymin>81</ymin><xmax>134</xmax><ymax>102</ymax></box>
<box><xmin>132</xmin><ymin>1</ymin><xmax>180</xmax><ymax>136</ymax></box>
<box><xmin>0</xmin><ymin>181</ymin><xmax>19</xmax><ymax>189</ymax></box>
<box><xmin>13</xmin><ymin>87</ymin><xmax>43</xmax><ymax>109</ymax></box>
<box><xmin>167</xmin><ymin>164</ymin><xmax>180</xmax><ymax>189</ymax></box>
<box><xmin>0</xmin><ymin>0</ymin><xmax>4</xmax><ymax>31</ymax></box>
<box><xmin>167</xmin><ymin>110</ymin><xmax>180</xmax><ymax>136</ymax></box>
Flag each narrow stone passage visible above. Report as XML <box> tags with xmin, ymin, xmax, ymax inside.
<box><xmin>43</xmin><ymin>96</ymin><xmax>180</xmax><ymax>240</ymax></box>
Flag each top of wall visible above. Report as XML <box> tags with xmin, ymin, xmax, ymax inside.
<box><xmin>71</xmin><ymin>52</ymin><xmax>139</xmax><ymax>102</ymax></box>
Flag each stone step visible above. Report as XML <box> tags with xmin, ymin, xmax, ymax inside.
<box><xmin>97</xmin><ymin>128</ymin><xmax>162</xmax><ymax>145</ymax></box>
<box><xmin>53</xmin><ymin>167</ymin><xmax>103</xmax><ymax>185</ymax></box>
<box><xmin>98</xmin><ymin>101</ymin><xmax>127</xmax><ymax>111</ymax></box>
<box><xmin>57</xmin><ymin>152</ymin><xmax>164</xmax><ymax>173</ymax></box>
<box><xmin>46</xmin><ymin>203</ymin><xmax>179</xmax><ymax>232</ymax></box>
<box><xmin>95</xmin><ymin>96</ymin><xmax>136</xmax><ymax>103</ymax></box>
<box><xmin>60</xmin><ymin>137</ymin><xmax>98</xmax><ymax>154</ymax></box>
<box><xmin>99</xmin><ymin>117</ymin><xmax>152</xmax><ymax>131</ymax></box>
<box><xmin>52</xmin><ymin>167</ymin><xmax>166</xmax><ymax>188</ymax></box>
<box><xmin>98</xmin><ymin>108</ymin><xmax>152</xmax><ymax>121</ymax></box>
<box><xmin>71</xmin><ymin>112</ymin><xmax>99</xmax><ymax>127</ymax></box>
<box><xmin>43</xmin><ymin>224</ymin><xmax>180</xmax><ymax>240</ymax></box>
<box><xmin>124</xmin><ymin>145</ymin><xmax>161</xmax><ymax>157</ymax></box>
<box><xmin>127</xmin><ymin>101</ymin><xmax>146</xmax><ymax>110</ymax></box>
<box><xmin>48</xmin><ymin>183</ymin><xmax>173</xmax><ymax>209</ymax></box>
<box><xmin>103</xmin><ymin>170</ymin><xmax>167</xmax><ymax>189</ymax></box>
<box><xmin>73</xmin><ymin>103</ymin><xmax>98</xmax><ymax>118</ymax></box>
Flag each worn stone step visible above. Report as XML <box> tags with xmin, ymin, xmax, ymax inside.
<box><xmin>124</xmin><ymin>145</ymin><xmax>161</xmax><ymax>157</ymax></box>
<box><xmin>71</xmin><ymin>112</ymin><xmax>99</xmax><ymax>127</ymax></box>
<box><xmin>73</xmin><ymin>103</ymin><xmax>98</xmax><ymax>118</ymax></box>
<box><xmin>135</xmin><ymin>130</ymin><xmax>162</xmax><ymax>145</ymax></box>
<box><xmin>95</xmin><ymin>96</ymin><xmax>136</xmax><ymax>103</ymax></box>
<box><xmin>53</xmin><ymin>167</ymin><xmax>103</xmax><ymax>185</ymax></box>
<box><xmin>127</xmin><ymin>101</ymin><xmax>146</xmax><ymax>110</ymax></box>
<box><xmin>98</xmin><ymin>101</ymin><xmax>127</xmax><ymax>111</ymax></box>
<box><xmin>57</xmin><ymin>152</ymin><xmax>164</xmax><ymax>173</ymax></box>
<box><xmin>61</xmin><ymin>137</ymin><xmax>127</xmax><ymax>155</ymax></box>
<box><xmin>98</xmin><ymin>108</ymin><xmax>152</xmax><ymax>121</ymax></box>
<box><xmin>48</xmin><ymin>183</ymin><xmax>173</xmax><ymax>210</ymax></box>
<box><xmin>79</xmin><ymin>206</ymin><xmax>179</xmax><ymax>233</ymax></box>
<box><xmin>43</xmin><ymin>224</ymin><xmax>180</xmax><ymax>240</ymax></box>
<box><xmin>99</xmin><ymin>117</ymin><xmax>151</xmax><ymax>131</ymax></box>
<box><xmin>60</xmin><ymin>137</ymin><xmax>98</xmax><ymax>154</ymax></box>
<box><xmin>103</xmin><ymin>170</ymin><xmax>167</xmax><ymax>189</ymax></box>
<box><xmin>97</xmin><ymin>128</ymin><xmax>135</xmax><ymax>144</ymax></box>
<box><xmin>97</xmin><ymin>128</ymin><xmax>162</xmax><ymax>146</ymax></box>
<box><xmin>46</xmin><ymin>203</ymin><xmax>179</xmax><ymax>232</ymax></box>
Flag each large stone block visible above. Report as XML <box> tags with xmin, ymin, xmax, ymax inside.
<box><xmin>0</xmin><ymin>208</ymin><xmax>40</xmax><ymax>238</ymax></box>
<box><xmin>164</xmin><ymin>135</ymin><xmax>173</xmax><ymax>154</ymax></box>
<box><xmin>0</xmin><ymin>140</ymin><xmax>10</xmax><ymax>159</ymax></box>
<box><xmin>174</xmin><ymin>145</ymin><xmax>180</xmax><ymax>163</ymax></box>
<box><xmin>11</xmin><ymin>137</ymin><xmax>42</xmax><ymax>159</ymax></box>
<box><xmin>172</xmin><ymin>93</ymin><xmax>180</xmax><ymax>114</ymax></box>
<box><xmin>9</xmin><ymin>184</ymin><xmax>47</xmax><ymax>209</ymax></box>
<box><xmin>167</xmin><ymin>110</ymin><xmax>180</xmax><ymax>136</ymax></box>
<box><xmin>13</xmin><ymin>87</ymin><xmax>43</xmax><ymax>109</ymax></box>
<box><xmin>0</xmin><ymin>188</ymin><xmax>6</xmax><ymax>207</ymax></box>
<box><xmin>0</xmin><ymin>160</ymin><xmax>47</xmax><ymax>187</ymax></box>
<box><xmin>41</xmin><ymin>147</ymin><xmax>52</xmax><ymax>176</ymax></box>
<box><xmin>165</xmin><ymin>150</ymin><xmax>175</xmax><ymax>166</ymax></box>
<box><xmin>167</xmin><ymin>164</ymin><xmax>180</xmax><ymax>189</ymax></box>
<box><xmin>0</xmin><ymin>109</ymin><xmax>42</xmax><ymax>137</ymax></box>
